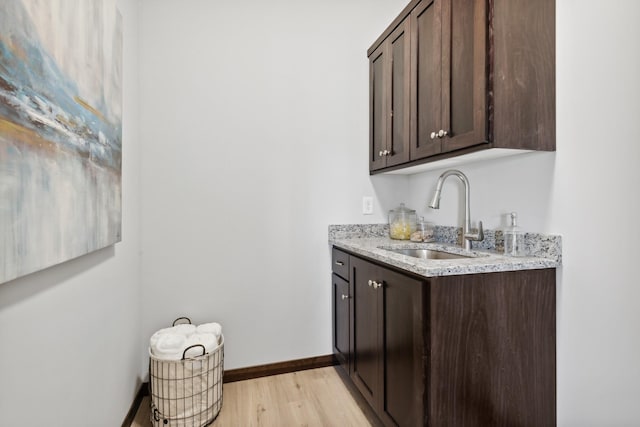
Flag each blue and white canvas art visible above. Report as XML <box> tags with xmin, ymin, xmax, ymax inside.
<box><xmin>0</xmin><ymin>0</ymin><xmax>122</xmax><ymax>284</ymax></box>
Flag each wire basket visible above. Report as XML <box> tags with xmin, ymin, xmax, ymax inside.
<box><xmin>149</xmin><ymin>318</ymin><xmax>224</xmax><ymax>427</ymax></box>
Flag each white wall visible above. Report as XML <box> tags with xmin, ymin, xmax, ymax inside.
<box><xmin>0</xmin><ymin>0</ymin><xmax>141</xmax><ymax>425</ymax></box>
<box><xmin>406</xmin><ymin>1</ymin><xmax>640</xmax><ymax>425</ymax></box>
<box><xmin>138</xmin><ymin>0</ymin><xmax>409</xmax><ymax>371</ymax></box>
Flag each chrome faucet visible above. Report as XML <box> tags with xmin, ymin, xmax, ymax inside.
<box><xmin>429</xmin><ymin>169</ymin><xmax>484</xmax><ymax>251</ymax></box>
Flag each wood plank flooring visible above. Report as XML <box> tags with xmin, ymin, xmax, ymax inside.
<box><xmin>132</xmin><ymin>366</ymin><xmax>373</xmax><ymax>426</ymax></box>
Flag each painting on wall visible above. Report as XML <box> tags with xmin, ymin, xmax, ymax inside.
<box><xmin>0</xmin><ymin>0</ymin><xmax>123</xmax><ymax>284</ymax></box>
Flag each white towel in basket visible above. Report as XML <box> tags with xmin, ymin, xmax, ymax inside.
<box><xmin>183</xmin><ymin>333</ymin><xmax>219</xmax><ymax>358</ymax></box>
<box><xmin>150</xmin><ymin>325</ymin><xmax>196</xmax><ymax>345</ymax></box>
<box><xmin>196</xmin><ymin>322</ymin><xmax>222</xmax><ymax>338</ymax></box>
<box><xmin>149</xmin><ymin>324</ymin><xmax>198</xmax><ymax>359</ymax></box>
<box><xmin>171</xmin><ymin>323</ymin><xmax>197</xmax><ymax>336</ymax></box>
<box><xmin>152</xmin><ymin>333</ymin><xmax>187</xmax><ymax>360</ymax></box>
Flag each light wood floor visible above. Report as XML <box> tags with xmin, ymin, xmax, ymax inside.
<box><xmin>132</xmin><ymin>366</ymin><xmax>372</xmax><ymax>426</ymax></box>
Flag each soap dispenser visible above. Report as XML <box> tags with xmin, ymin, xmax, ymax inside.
<box><xmin>504</xmin><ymin>212</ymin><xmax>525</xmax><ymax>257</ymax></box>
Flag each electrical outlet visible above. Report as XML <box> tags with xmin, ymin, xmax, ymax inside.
<box><xmin>362</xmin><ymin>196</ymin><xmax>374</xmax><ymax>215</ymax></box>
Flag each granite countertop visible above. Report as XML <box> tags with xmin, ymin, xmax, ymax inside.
<box><xmin>329</xmin><ymin>224</ymin><xmax>562</xmax><ymax>278</ymax></box>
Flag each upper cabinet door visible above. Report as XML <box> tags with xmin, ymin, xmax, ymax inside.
<box><xmin>369</xmin><ymin>20</ymin><xmax>411</xmax><ymax>172</ymax></box>
<box><xmin>440</xmin><ymin>0</ymin><xmax>488</xmax><ymax>152</ymax></box>
<box><xmin>385</xmin><ymin>20</ymin><xmax>411</xmax><ymax>168</ymax></box>
<box><xmin>410</xmin><ymin>0</ymin><xmax>442</xmax><ymax>160</ymax></box>
<box><xmin>369</xmin><ymin>44</ymin><xmax>387</xmax><ymax>172</ymax></box>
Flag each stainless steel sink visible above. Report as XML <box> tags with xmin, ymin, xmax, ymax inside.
<box><xmin>386</xmin><ymin>248</ymin><xmax>473</xmax><ymax>260</ymax></box>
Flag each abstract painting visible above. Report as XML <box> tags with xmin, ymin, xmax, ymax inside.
<box><xmin>0</xmin><ymin>0</ymin><xmax>122</xmax><ymax>284</ymax></box>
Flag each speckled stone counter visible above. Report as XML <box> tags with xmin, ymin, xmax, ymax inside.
<box><xmin>329</xmin><ymin>224</ymin><xmax>562</xmax><ymax>278</ymax></box>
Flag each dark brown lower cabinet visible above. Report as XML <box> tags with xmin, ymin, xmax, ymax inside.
<box><xmin>351</xmin><ymin>256</ymin><xmax>426</xmax><ymax>426</ymax></box>
<box><xmin>332</xmin><ymin>273</ymin><xmax>350</xmax><ymax>372</ymax></box>
<box><xmin>334</xmin><ymin>250</ymin><xmax>556</xmax><ymax>427</ymax></box>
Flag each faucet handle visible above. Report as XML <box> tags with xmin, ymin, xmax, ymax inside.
<box><xmin>464</xmin><ymin>220</ymin><xmax>484</xmax><ymax>242</ymax></box>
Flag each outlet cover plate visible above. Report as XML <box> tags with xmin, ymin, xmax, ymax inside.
<box><xmin>362</xmin><ymin>196</ymin><xmax>373</xmax><ymax>215</ymax></box>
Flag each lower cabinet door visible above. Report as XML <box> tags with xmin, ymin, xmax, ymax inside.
<box><xmin>350</xmin><ymin>256</ymin><xmax>381</xmax><ymax>410</ymax></box>
<box><xmin>350</xmin><ymin>256</ymin><xmax>427</xmax><ymax>426</ymax></box>
<box><xmin>332</xmin><ymin>273</ymin><xmax>350</xmax><ymax>372</ymax></box>
<box><xmin>379</xmin><ymin>267</ymin><xmax>426</xmax><ymax>427</ymax></box>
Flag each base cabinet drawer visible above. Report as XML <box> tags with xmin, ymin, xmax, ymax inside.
<box><xmin>332</xmin><ymin>248</ymin><xmax>350</xmax><ymax>280</ymax></box>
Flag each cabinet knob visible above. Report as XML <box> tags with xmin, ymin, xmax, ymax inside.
<box><xmin>379</xmin><ymin>150</ymin><xmax>384</xmax><ymax>157</ymax></box>
<box><xmin>368</xmin><ymin>280</ymin><xmax>373</xmax><ymax>287</ymax></box>
<box><xmin>430</xmin><ymin>131</ymin><xmax>437</xmax><ymax>139</ymax></box>
<box><xmin>341</xmin><ymin>294</ymin><xmax>350</xmax><ymax>300</ymax></box>
<box><xmin>373</xmin><ymin>281</ymin><xmax>383</xmax><ymax>289</ymax></box>
<box><xmin>438</xmin><ymin>129</ymin><xmax>448</xmax><ymax>138</ymax></box>
<box><xmin>335</xmin><ymin>261</ymin><xmax>344</xmax><ymax>266</ymax></box>
<box><xmin>384</xmin><ymin>150</ymin><xmax>390</xmax><ymax>156</ymax></box>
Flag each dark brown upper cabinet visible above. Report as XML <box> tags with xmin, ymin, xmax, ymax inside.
<box><xmin>369</xmin><ymin>20</ymin><xmax>411</xmax><ymax>171</ymax></box>
<box><xmin>410</xmin><ymin>0</ymin><xmax>442</xmax><ymax>160</ymax></box>
<box><xmin>368</xmin><ymin>0</ymin><xmax>555</xmax><ymax>174</ymax></box>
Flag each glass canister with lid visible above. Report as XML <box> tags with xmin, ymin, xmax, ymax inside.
<box><xmin>388</xmin><ymin>203</ymin><xmax>417</xmax><ymax>240</ymax></box>
<box><xmin>411</xmin><ymin>217</ymin><xmax>435</xmax><ymax>242</ymax></box>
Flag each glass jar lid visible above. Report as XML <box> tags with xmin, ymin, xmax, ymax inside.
<box><xmin>389</xmin><ymin>203</ymin><xmax>415</xmax><ymax>216</ymax></box>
